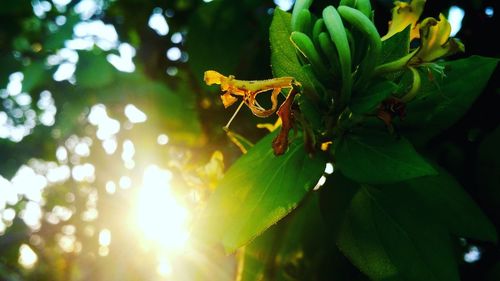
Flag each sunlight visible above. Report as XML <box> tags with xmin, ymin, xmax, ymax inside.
<box><xmin>19</xmin><ymin>244</ymin><xmax>38</xmax><ymax>269</ymax></box>
<box><xmin>157</xmin><ymin>134</ymin><xmax>169</xmax><ymax>145</ymax></box>
<box><xmin>74</xmin><ymin>0</ymin><xmax>100</xmax><ymax>20</ymax></box>
<box><xmin>157</xmin><ymin>255</ymin><xmax>173</xmax><ymax>277</ymax></box>
<box><xmin>105</xmin><ymin>181</ymin><xmax>116</xmax><ymax>194</ymax></box>
<box><xmin>464</xmin><ymin>245</ymin><xmax>481</xmax><ymax>263</ymax></box>
<box><xmin>274</xmin><ymin>0</ymin><xmax>295</xmax><ymax>11</ymax></box>
<box><xmin>88</xmin><ymin>104</ymin><xmax>121</xmax><ymax>142</ymax></box>
<box><xmin>313</xmin><ymin>175</ymin><xmax>327</xmax><ymax>191</ymax></box>
<box><xmin>107</xmin><ymin>43</ymin><xmax>136</xmax><ymax>73</ymax></box>
<box><xmin>99</xmin><ymin>228</ymin><xmax>112</xmax><ymax>246</ymax></box>
<box><xmin>171</xmin><ymin>32</ymin><xmax>183</xmax><ymax>44</ymax></box>
<box><xmin>32</xmin><ymin>1</ymin><xmax>51</xmax><ymax>18</ymax></box>
<box><xmin>0</xmin><ymin>72</ymin><xmax>53</xmax><ymax>142</ymax></box>
<box><xmin>119</xmin><ymin>176</ymin><xmax>132</xmax><ymax>189</ymax></box>
<box><xmin>7</xmin><ymin>72</ymin><xmax>23</xmax><ymax>96</ymax></box>
<box><xmin>485</xmin><ymin>7</ymin><xmax>494</xmax><ymax>18</ymax></box>
<box><xmin>166</xmin><ymin>47</ymin><xmax>182</xmax><ymax>61</ymax></box>
<box><xmin>53</xmin><ymin>62</ymin><xmax>76</xmax><ymax>82</ymax></box>
<box><xmin>124</xmin><ymin>104</ymin><xmax>147</xmax><ymax>123</ymax></box>
<box><xmin>448</xmin><ymin>6</ymin><xmax>465</xmax><ymax>37</ymax></box>
<box><xmin>121</xmin><ymin>139</ymin><xmax>135</xmax><ymax>169</ymax></box>
<box><xmin>135</xmin><ymin>165</ymin><xmax>190</xmax><ymax>252</ymax></box>
<box><xmin>57</xmin><ymin>233</ymin><xmax>77</xmax><ymax>253</ymax></box>
<box><xmin>148</xmin><ymin>9</ymin><xmax>169</xmax><ymax>36</ymax></box>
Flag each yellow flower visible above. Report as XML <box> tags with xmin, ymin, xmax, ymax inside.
<box><xmin>382</xmin><ymin>0</ymin><xmax>426</xmax><ymax>41</ymax></box>
<box><xmin>409</xmin><ymin>14</ymin><xmax>465</xmax><ymax>65</ymax></box>
<box><xmin>256</xmin><ymin>118</ymin><xmax>282</xmax><ymax>132</ymax></box>
<box><xmin>196</xmin><ymin>150</ymin><xmax>225</xmax><ymax>191</ymax></box>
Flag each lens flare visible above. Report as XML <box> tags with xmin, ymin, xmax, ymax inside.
<box><xmin>135</xmin><ymin>165</ymin><xmax>190</xmax><ymax>252</ymax></box>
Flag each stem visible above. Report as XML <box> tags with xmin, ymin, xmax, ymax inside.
<box><xmin>223</xmin><ymin>100</ymin><xmax>245</xmax><ymax>130</ymax></box>
<box><xmin>401</xmin><ymin>67</ymin><xmax>421</xmax><ymax>102</ymax></box>
<box><xmin>373</xmin><ymin>50</ymin><xmax>417</xmax><ymax>76</ymax></box>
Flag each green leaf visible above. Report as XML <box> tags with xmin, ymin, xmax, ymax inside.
<box><xmin>194</xmin><ymin>132</ymin><xmax>326</xmax><ymax>253</ymax></box>
<box><xmin>297</xmin><ymin>93</ymin><xmax>323</xmax><ymax>131</ymax></box>
<box><xmin>338</xmin><ymin>185</ymin><xmax>460</xmax><ymax>281</ymax></box>
<box><xmin>399</xmin><ymin>56</ymin><xmax>499</xmax><ymax>145</ymax></box>
<box><xmin>0</xmin><ymin>1</ymin><xmax>32</xmax><ymax>15</ymax></box>
<box><xmin>487</xmin><ymin>261</ymin><xmax>500</xmax><ymax>281</ymax></box>
<box><xmin>21</xmin><ymin>61</ymin><xmax>48</xmax><ymax>93</ymax></box>
<box><xmin>0</xmin><ymin>127</ymin><xmax>55</xmax><ymax>179</ymax></box>
<box><xmin>240</xmin><ymin>194</ymin><xmax>340</xmax><ymax>281</ymax></box>
<box><xmin>187</xmin><ymin>0</ymin><xmax>270</xmax><ymax>86</ymax></box>
<box><xmin>0</xmin><ymin>56</ymin><xmax>19</xmax><ymax>87</ymax></box>
<box><xmin>75</xmin><ymin>50</ymin><xmax>115</xmax><ymax>88</ymax></box>
<box><xmin>335</xmin><ymin>128</ymin><xmax>437</xmax><ymax>184</ymax></box>
<box><xmin>386</xmin><ymin>166</ymin><xmax>497</xmax><ymax>243</ymax></box>
<box><xmin>44</xmin><ymin>13</ymin><xmax>80</xmax><ymax>51</ymax></box>
<box><xmin>270</xmin><ymin>9</ymin><xmax>319</xmax><ymax>100</ymax></box>
<box><xmin>96</xmin><ymin>71</ymin><xmax>204</xmax><ymax>146</ymax></box>
<box><xmin>378</xmin><ymin>25</ymin><xmax>410</xmax><ymax>65</ymax></box>
<box><xmin>350</xmin><ymin>79</ymin><xmax>397</xmax><ymax>114</ymax></box>
<box><xmin>53</xmin><ymin>94</ymin><xmax>89</xmax><ymax>139</ymax></box>
<box><xmin>477</xmin><ymin>125</ymin><xmax>500</xmax><ymax>224</ymax></box>
<box><xmin>238</xmin><ymin>224</ymin><xmax>281</xmax><ymax>281</ymax></box>
<box><xmin>277</xmin><ymin>195</ymin><xmax>328</xmax><ymax>263</ymax></box>
<box><xmin>319</xmin><ymin>172</ymin><xmax>360</xmax><ymax>239</ymax></box>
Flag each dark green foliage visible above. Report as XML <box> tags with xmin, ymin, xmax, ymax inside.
<box><xmin>349</xmin><ymin>79</ymin><xmax>397</xmax><ymax>114</ymax></box>
<box><xmin>337</xmin><ymin>184</ymin><xmax>460</xmax><ymax>281</ymax></box>
<box><xmin>194</xmin><ymin>132</ymin><xmax>326</xmax><ymax>252</ymax></box>
<box><xmin>399</xmin><ymin>56</ymin><xmax>499</xmax><ymax>145</ymax></box>
<box><xmin>335</xmin><ymin>128</ymin><xmax>437</xmax><ymax>183</ymax></box>
<box><xmin>270</xmin><ymin>9</ymin><xmax>320</xmax><ymax>100</ymax></box>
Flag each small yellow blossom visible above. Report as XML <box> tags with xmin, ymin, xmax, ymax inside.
<box><xmin>256</xmin><ymin>118</ymin><xmax>282</xmax><ymax>132</ymax></box>
<box><xmin>382</xmin><ymin>0</ymin><xmax>426</xmax><ymax>41</ymax></box>
<box><xmin>409</xmin><ymin>14</ymin><xmax>465</xmax><ymax>65</ymax></box>
<box><xmin>196</xmin><ymin>150</ymin><xmax>225</xmax><ymax>191</ymax></box>
<box><xmin>320</xmin><ymin>141</ymin><xmax>332</xmax><ymax>151</ymax></box>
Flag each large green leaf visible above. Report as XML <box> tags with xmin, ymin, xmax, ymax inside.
<box><xmin>239</xmin><ymin>194</ymin><xmax>348</xmax><ymax>281</ymax></box>
<box><xmin>387</xmin><ymin>166</ymin><xmax>497</xmax><ymax>243</ymax></box>
<box><xmin>319</xmin><ymin>172</ymin><xmax>360</xmax><ymax>239</ymax></box>
<box><xmin>237</xmin><ymin>224</ymin><xmax>280</xmax><ymax>281</ymax></box>
<box><xmin>335</xmin><ymin>128</ymin><xmax>437</xmax><ymax>184</ymax></box>
<box><xmin>477</xmin><ymin>125</ymin><xmax>500</xmax><ymax>224</ymax></box>
<box><xmin>194</xmin><ymin>132</ymin><xmax>326</xmax><ymax>253</ymax></box>
<box><xmin>399</xmin><ymin>56</ymin><xmax>499</xmax><ymax>145</ymax></box>
<box><xmin>349</xmin><ymin>79</ymin><xmax>397</xmax><ymax>114</ymax></box>
<box><xmin>338</xmin><ymin>185</ymin><xmax>460</xmax><ymax>281</ymax></box>
<box><xmin>487</xmin><ymin>261</ymin><xmax>500</xmax><ymax>281</ymax></box>
<box><xmin>378</xmin><ymin>25</ymin><xmax>410</xmax><ymax>65</ymax></box>
<box><xmin>270</xmin><ymin>9</ymin><xmax>319</xmax><ymax>100</ymax></box>
<box><xmin>275</xmin><ymin>195</ymin><xmax>330</xmax><ymax>281</ymax></box>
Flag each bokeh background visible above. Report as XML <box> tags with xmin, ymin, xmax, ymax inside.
<box><xmin>0</xmin><ymin>0</ymin><xmax>499</xmax><ymax>280</ymax></box>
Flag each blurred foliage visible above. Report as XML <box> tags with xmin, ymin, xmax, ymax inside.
<box><xmin>0</xmin><ymin>0</ymin><xmax>499</xmax><ymax>281</ymax></box>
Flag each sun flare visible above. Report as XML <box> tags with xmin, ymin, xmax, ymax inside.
<box><xmin>135</xmin><ymin>165</ymin><xmax>190</xmax><ymax>252</ymax></box>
